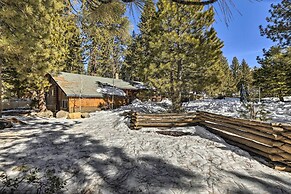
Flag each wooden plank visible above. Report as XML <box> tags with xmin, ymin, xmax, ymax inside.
<box><xmin>135</xmin><ymin>112</ymin><xmax>197</xmax><ymax>117</ymax></box>
<box><xmin>133</xmin><ymin>116</ymin><xmax>197</xmax><ymax>121</ymax></box>
<box><xmin>135</xmin><ymin>115</ymin><xmax>198</xmax><ymax>120</ymax></box>
<box><xmin>199</xmin><ymin>111</ymin><xmax>280</xmax><ymax>130</ymax></box>
<box><xmin>282</xmin><ymin>131</ymin><xmax>291</xmax><ymax>139</ymax></box>
<box><xmin>135</xmin><ymin>122</ymin><xmax>195</xmax><ymax>128</ymax></box>
<box><xmin>279</xmin><ymin>144</ymin><xmax>291</xmax><ymax>155</ymax></box>
<box><xmin>199</xmin><ymin>113</ymin><xmax>277</xmax><ymax>134</ymax></box>
<box><xmin>133</xmin><ymin>118</ymin><xmax>200</xmax><ymax>124</ymax></box>
<box><xmin>201</xmin><ymin>121</ymin><xmax>283</xmax><ymax>147</ymax></box>
<box><xmin>201</xmin><ymin>123</ymin><xmax>284</xmax><ymax>154</ymax></box>
<box><xmin>225</xmin><ymin>139</ymin><xmax>285</xmax><ymax>162</ymax></box>
<box><xmin>199</xmin><ymin>115</ymin><xmax>283</xmax><ymax>140</ymax></box>
<box><xmin>278</xmin><ymin>152</ymin><xmax>291</xmax><ymax>161</ymax></box>
<box><xmin>281</xmin><ymin>138</ymin><xmax>291</xmax><ymax>145</ymax></box>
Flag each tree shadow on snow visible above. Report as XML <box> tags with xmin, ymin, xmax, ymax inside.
<box><xmin>224</xmin><ymin>170</ymin><xmax>291</xmax><ymax>194</ymax></box>
<box><xmin>0</xmin><ymin>118</ymin><xmax>202</xmax><ymax>193</ymax></box>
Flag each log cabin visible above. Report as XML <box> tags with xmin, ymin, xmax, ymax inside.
<box><xmin>46</xmin><ymin>72</ymin><xmax>139</xmax><ymax>113</ymax></box>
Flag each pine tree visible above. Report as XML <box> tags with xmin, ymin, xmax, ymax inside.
<box><xmin>255</xmin><ymin>0</ymin><xmax>290</xmax><ymax>101</ymax></box>
<box><xmin>240</xmin><ymin>59</ymin><xmax>253</xmax><ymax>90</ymax></box>
<box><xmin>230</xmin><ymin>57</ymin><xmax>241</xmax><ymax>91</ymax></box>
<box><xmin>83</xmin><ymin>1</ymin><xmax>130</xmax><ymax>77</ymax></box>
<box><xmin>217</xmin><ymin>56</ymin><xmax>235</xmax><ymax>96</ymax></box>
<box><xmin>123</xmin><ymin>0</ymin><xmax>156</xmax><ymax>82</ymax></box>
<box><xmin>63</xmin><ymin>13</ymin><xmax>84</xmax><ymax>74</ymax></box>
<box><xmin>259</xmin><ymin>0</ymin><xmax>290</xmax><ymax>47</ymax></box>
<box><xmin>122</xmin><ymin>31</ymin><xmax>143</xmax><ymax>81</ymax></box>
<box><xmin>255</xmin><ymin>46</ymin><xmax>291</xmax><ymax>101</ymax></box>
<box><xmin>0</xmin><ymin>0</ymin><xmax>71</xmax><ymax>111</ymax></box>
<box><xmin>132</xmin><ymin>0</ymin><xmax>223</xmax><ymax>111</ymax></box>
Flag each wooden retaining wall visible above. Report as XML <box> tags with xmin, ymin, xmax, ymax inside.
<box><xmin>129</xmin><ymin>111</ymin><xmax>291</xmax><ymax>172</ymax></box>
<box><xmin>130</xmin><ymin>112</ymin><xmax>200</xmax><ymax>129</ymax></box>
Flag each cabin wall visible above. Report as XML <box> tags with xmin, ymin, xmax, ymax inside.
<box><xmin>68</xmin><ymin>96</ymin><xmax>128</xmax><ymax>113</ymax></box>
<box><xmin>68</xmin><ymin>98</ymin><xmax>106</xmax><ymax>113</ymax></box>
<box><xmin>46</xmin><ymin>79</ymin><xmax>69</xmax><ymax>112</ymax></box>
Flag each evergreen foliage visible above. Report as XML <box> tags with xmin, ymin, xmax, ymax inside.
<box><xmin>218</xmin><ymin>56</ymin><xmax>235</xmax><ymax>96</ymax></box>
<box><xmin>259</xmin><ymin>0</ymin><xmax>290</xmax><ymax>47</ymax></box>
<box><xmin>83</xmin><ymin>1</ymin><xmax>130</xmax><ymax>78</ymax></box>
<box><xmin>230</xmin><ymin>57</ymin><xmax>241</xmax><ymax>90</ymax></box>
<box><xmin>0</xmin><ymin>0</ymin><xmax>87</xmax><ymax>111</ymax></box>
<box><xmin>63</xmin><ymin>13</ymin><xmax>84</xmax><ymax>74</ymax></box>
<box><xmin>239</xmin><ymin>59</ymin><xmax>253</xmax><ymax>92</ymax></box>
<box><xmin>125</xmin><ymin>0</ymin><xmax>223</xmax><ymax>111</ymax></box>
<box><xmin>255</xmin><ymin>46</ymin><xmax>291</xmax><ymax>100</ymax></box>
<box><xmin>122</xmin><ymin>0</ymin><xmax>156</xmax><ymax>82</ymax></box>
<box><xmin>255</xmin><ymin>0</ymin><xmax>290</xmax><ymax>101</ymax></box>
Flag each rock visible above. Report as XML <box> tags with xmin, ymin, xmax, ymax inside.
<box><xmin>68</xmin><ymin>112</ymin><xmax>82</xmax><ymax>119</ymax></box>
<box><xmin>36</xmin><ymin>110</ymin><xmax>53</xmax><ymax>118</ymax></box>
<box><xmin>56</xmin><ymin>110</ymin><xmax>69</xmax><ymax>119</ymax></box>
<box><xmin>81</xmin><ymin>112</ymin><xmax>90</xmax><ymax>118</ymax></box>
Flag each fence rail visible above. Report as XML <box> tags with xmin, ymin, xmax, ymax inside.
<box><xmin>130</xmin><ymin>112</ymin><xmax>200</xmax><ymax>129</ymax></box>
<box><xmin>129</xmin><ymin>111</ymin><xmax>291</xmax><ymax>172</ymax></box>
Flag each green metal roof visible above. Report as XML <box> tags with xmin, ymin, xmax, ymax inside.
<box><xmin>51</xmin><ymin>72</ymin><xmax>137</xmax><ymax>98</ymax></box>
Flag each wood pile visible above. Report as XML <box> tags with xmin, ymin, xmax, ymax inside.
<box><xmin>129</xmin><ymin>111</ymin><xmax>291</xmax><ymax>172</ymax></box>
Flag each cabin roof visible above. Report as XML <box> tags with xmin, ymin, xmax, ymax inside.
<box><xmin>51</xmin><ymin>72</ymin><xmax>138</xmax><ymax>98</ymax></box>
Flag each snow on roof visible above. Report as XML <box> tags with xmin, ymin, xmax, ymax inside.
<box><xmin>129</xmin><ymin>81</ymin><xmax>155</xmax><ymax>90</ymax></box>
<box><xmin>97</xmin><ymin>86</ymin><xmax>126</xmax><ymax>97</ymax></box>
<box><xmin>51</xmin><ymin>72</ymin><xmax>138</xmax><ymax>98</ymax></box>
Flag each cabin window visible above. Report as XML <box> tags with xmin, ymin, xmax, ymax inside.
<box><xmin>62</xmin><ymin>100</ymin><xmax>68</xmax><ymax>109</ymax></box>
<box><xmin>51</xmin><ymin>88</ymin><xmax>54</xmax><ymax>96</ymax></box>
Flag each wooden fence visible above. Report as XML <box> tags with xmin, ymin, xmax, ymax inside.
<box><xmin>129</xmin><ymin>111</ymin><xmax>291</xmax><ymax>172</ymax></box>
<box><xmin>130</xmin><ymin>112</ymin><xmax>200</xmax><ymax>129</ymax></box>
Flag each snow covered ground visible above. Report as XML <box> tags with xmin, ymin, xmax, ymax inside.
<box><xmin>184</xmin><ymin>98</ymin><xmax>291</xmax><ymax>123</ymax></box>
<box><xmin>1</xmin><ymin>99</ymin><xmax>291</xmax><ymax>193</ymax></box>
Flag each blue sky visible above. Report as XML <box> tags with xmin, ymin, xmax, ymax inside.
<box><xmin>126</xmin><ymin>0</ymin><xmax>280</xmax><ymax>68</ymax></box>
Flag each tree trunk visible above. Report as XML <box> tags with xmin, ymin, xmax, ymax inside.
<box><xmin>38</xmin><ymin>90</ymin><xmax>47</xmax><ymax>112</ymax></box>
<box><xmin>172</xmin><ymin>59</ymin><xmax>183</xmax><ymax>112</ymax></box>
<box><xmin>279</xmin><ymin>96</ymin><xmax>285</xmax><ymax>102</ymax></box>
<box><xmin>0</xmin><ymin>61</ymin><xmax>2</xmax><ymax>118</ymax></box>
<box><xmin>279</xmin><ymin>90</ymin><xmax>285</xmax><ymax>102</ymax></box>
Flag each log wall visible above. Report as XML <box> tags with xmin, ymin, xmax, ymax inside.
<box><xmin>129</xmin><ymin>111</ymin><xmax>291</xmax><ymax>172</ymax></box>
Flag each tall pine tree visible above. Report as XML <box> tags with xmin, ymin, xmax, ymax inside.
<box><xmin>0</xmin><ymin>0</ymin><xmax>75</xmax><ymax>111</ymax></box>
<box><xmin>83</xmin><ymin>1</ymin><xmax>130</xmax><ymax>77</ymax></box>
<box><xmin>255</xmin><ymin>0</ymin><xmax>290</xmax><ymax>101</ymax></box>
<box><xmin>128</xmin><ymin>0</ymin><xmax>223</xmax><ymax>111</ymax></box>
